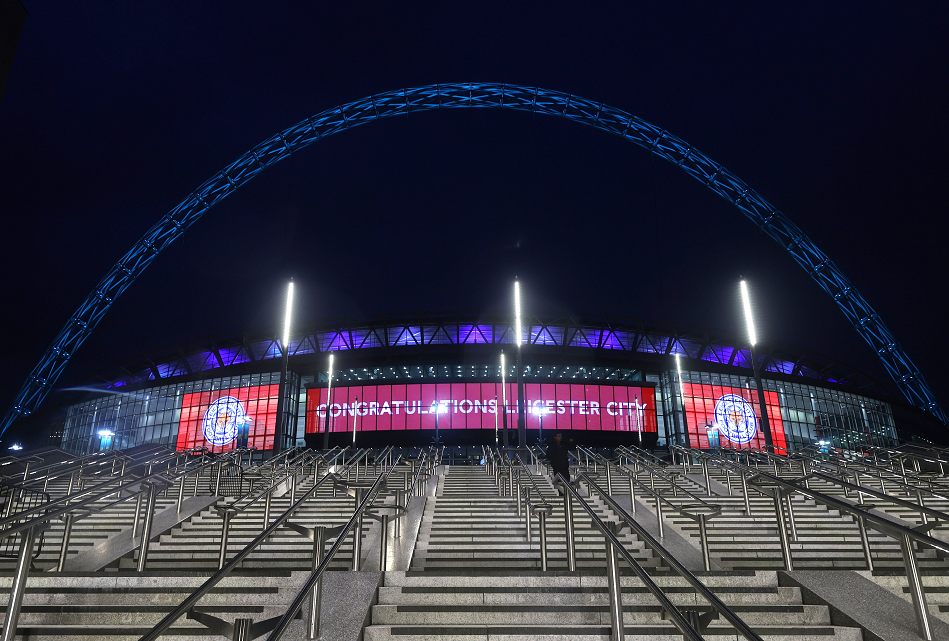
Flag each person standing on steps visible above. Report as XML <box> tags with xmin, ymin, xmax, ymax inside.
<box><xmin>546</xmin><ymin>431</ymin><xmax>573</xmax><ymax>491</ymax></box>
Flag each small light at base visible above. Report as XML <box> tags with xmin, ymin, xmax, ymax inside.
<box><xmin>9</xmin><ymin>444</ymin><xmax>22</xmax><ymax>451</ymax></box>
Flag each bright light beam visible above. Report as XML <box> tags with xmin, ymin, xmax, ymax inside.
<box><xmin>514</xmin><ymin>281</ymin><xmax>522</xmax><ymax>348</ymax></box>
<box><xmin>500</xmin><ymin>352</ymin><xmax>507</xmax><ymax>408</ymax></box>
<box><xmin>675</xmin><ymin>352</ymin><xmax>686</xmax><ymax>403</ymax></box>
<box><xmin>282</xmin><ymin>280</ymin><xmax>295</xmax><ymax>349</ymax></box>
<box><xmin>740</xmin><ymin>279</ymin><xmax>757</xmax><ymax>347</ymax></box>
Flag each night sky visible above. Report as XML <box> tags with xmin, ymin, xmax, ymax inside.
<box><xmin>1</xmin><ymin>3</ymin><xmax>948</xmax><ymax>444</ymax></box>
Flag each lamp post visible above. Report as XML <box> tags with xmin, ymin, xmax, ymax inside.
<box><xmin>633</xmin><ymin>394</ymin><xmax>643</xmax><ymax>446</ymax></box>
<box><xmin>740</xmin><ymin>279</ymin><xmax>775</xmax><ymax>450</ymax></box>
<box><xmin>322</xmin><ymin>353</ymin><xmax>334</xmax><ymax>450</ymax></box>
<box><xmin>514</xmin><ymin>281</ymin><xmax>526</xmax><ymax>448</ymax></box>
<box><xmin>352</xmin><ymin>395</ymin><xmax>359</xmax><ymax>445</ymax></box>
<box><xmin>675</xmin><ymin>353</ymin><xmax>689</xmax><ymax>446</ymax></box>
<box><xmin>532</xmin><ymin>404</ymin><xmax>550</xmax><ymax>444</ymax></box>
<box><xmin>432</xmin><ymin>401</ymin><xmax>448</xmax><ymax>445</ymax></box>
<box><xmin>274</xmin><ymin>280</ymin><xmax>294</xmax><ymax>453</ymax></box>
<box><xmin>500</xmin><ymin>352</ymin><xmax>509</xmax><ymax>447</ymax></box>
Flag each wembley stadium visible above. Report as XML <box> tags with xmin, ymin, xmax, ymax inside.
<box><xmin>54</xmin><ymin>311</ymin><xmax>941</xmax><ymax>457</ymax></box>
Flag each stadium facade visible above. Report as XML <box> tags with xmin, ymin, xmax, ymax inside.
<box><xmin>55</xmin><ymin>313</ymin><xmax>942</xmax><ymax>457</ymax></box>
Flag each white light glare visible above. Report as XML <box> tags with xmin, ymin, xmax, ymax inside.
<box><xmin>98</xmin><ymin>429</ymin><xmax>115</xmax><ymax>437</ymax></box>
<box><xmin>433</xmin><ymin>401</ymin><xmax>448</xmax><ymax>414</ymax></box>
<box><xmin>282</xmin><ymin>280</ymin><xmax>295</xmax><ymax>349</ymax></box>
<box><xmin>740</xmin><ymin>279</ymin><xmax>757</xmax><ymax>346</ymax></box>
<box><xmin>514</xmin><ymin>281</ymin><xmax>522</xmax><ymax>347</ymax></box>
<box><xmin>531</xmin><ymin>405</ymin><xmax>550</xmax><ymax>416</ymax></box>
<box><xmin>327</xmin><ymin>353</ymin><xmax>334</xmax><ymax>384</ymax></box>
<box><xmin>9</xmin><ymin>444</ymin><xmax>23</xmax><ymax>451</ymax></box>
<box><xmin>675</xmin><ymin>352</ymin><xmax>686</xmax><ymax>401</ymax></box>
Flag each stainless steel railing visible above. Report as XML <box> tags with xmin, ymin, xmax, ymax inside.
<box><xmin>558</xmin><ymin>472</ymin><xmax>728</xmax><ymax>641</ymax></box>
<box><xmin>0</xmin><ymin>447</ymin><xmax>235</xmax><ymax>641</ymax></box>
<box><xmin>576</xmin><ymin>470</ymin><xmax>764</xmax><ymax>641</ymax></box>
<box><xmin>139</xmin><ymin>447</ymin><xmax>391</xmax><ymax>641</ymax></box>
<box><xmin>583</xmin><ymin>451</ymin><xmax>722</xmax><ymax>570</ymax></box>
<box><xmin>262</xmin><ymin>454</ymin><xmax>405</xmax><ymax>641</ymax></box>
<box><xmin>692</xmin><ymin>447</ymin><xmax>948</xmax><ymax>640</ymax></box>
<box><xmin>213</xmin><ymin>448</ymin><xmax>347</xmax><ymax>570</ymax></box>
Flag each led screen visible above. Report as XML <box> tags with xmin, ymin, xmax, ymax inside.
<box><xmin>681</xmin><ymin>382</ymin><xmax>787</xmax><ymax>451</ymax></box>
<box><xmin>305</xmin><ymin>382</ymin><xmax>657</xmax><ymax>434</ymax></box>
<box><xmin>176</xmin><ymin>384</ymin><xmax>279</xmax><ymax>452</ymax></box>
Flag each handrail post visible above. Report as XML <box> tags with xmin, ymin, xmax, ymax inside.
<box><xmin>562</xmin><ymin>477</ymin><xmax>577</xmax><ymax>571</ymax></box>
<box><xmin>697</xmin><ymin>513</ymin><xmax>711</xmax><ymax>572</ymax></box>
<box><xmin>2</xmin><ymin>524</ymin><xmax>40</xmax><ymax>641</ymax></box>
<box><xmin>899</xmin><ymin>532</ymin><xmax>934</xmax><ymax>640</ymax></box>
<box><xmin>263</xmin><ymin>490</ymin><xmax>272</xmax><ymax>531</ymax></box>
<box><xmin>214</xmin><ymin>462</ymin><xmax>224</xmax><ymax>495</ymax></box>
<box><xmin>741</xmin><ymin>471</ymin><xmax>752</xmax><ymax>514</ymax></box>
<box><xmin>56</xmin><ymin>512</ymin><xmax>77</xmax><ymax>572</ymax></box>
<box><xmin>515</xmin><ymin>474</ymin><xmax>522</xmax><ymax>517</ymax></box>
<box><xmin>772</xmin><ymin>489</ymin><xmax>793</xmax><ymax>571</ymax></box>
<box><xmin>785</xmin><ymin>492</ymin><xmax>799</xmax><ymax>541</ymax></box>
<box><xmin>628</xmin><ymin>474</ymin><xmax>636</xmax><ymax>514</ymax></box>
<box><xmin>605</xmin><ymin>462</ymin><xmax>613</xmax><ymax>495</ymax></box>
<box><xmin>857</xmin><ymin>514</ymin><xmax>874</xmax><ymax>571</ymax></box>
<box><xmin>177</xmin><ymin>471</ymin><xmax>188</xmax><ymax>512</ymax></box>
<box><xmin>379</xmin><ymin>514</ymin><xmax>390</xmax><ymax>571</ymax></box>
<box><xmin>307</xmin><ymin>526</ymin><xmax>327</xmax><ymax>640</ymax></box>
<box><xmin>538</xmin><ymin>509</ymin><xmax>549</xmax><ymax>571</ymax></box>
<box><xmin>131</xmin><ymin>490</ymin><xmax>144</xmax><ymax>539</ymax></box>
<box><xmin>218</xmin><ymin>510</ymin><xmax>233</xmax><ymax>570</ymax></box>
<box><xmin>654</xmin><ymin>489</ymin><xmax>664</xmax><ymax>538</ymax></box>
<box><xmin>136</xmin><ymin>482</ymin><xmax>160</xmax><ymax>572</ymax></box>
<box><xmin>701</xmin><ymin>458</ymin><xmax>713</xmax><ymax>497</ymax></box>
<box><xmin>604</xmin><ymin>522</ymin><xmax>625</xmax><ymax>641</ymax></box>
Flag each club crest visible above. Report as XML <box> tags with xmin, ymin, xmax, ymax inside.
<box><xmin>713</xmin><ymin>394</ymin><xmax>758</xmax><ymax>444</ymax></box>
<box><xmin>202</xmin><ymin>396</ymin><xmax>249</xmax><ymax>446</ymax></box>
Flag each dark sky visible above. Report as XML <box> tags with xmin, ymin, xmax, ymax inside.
<box><xmin>1</xmin><ymin>3</ymin><xmax>948</xmax><ymax>442</ymax></box>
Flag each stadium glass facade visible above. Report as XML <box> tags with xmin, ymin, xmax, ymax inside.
<box><xmin>662</xmin><ymin>369</ymin><xmax>898</xmax><ymax>452</ymax></box>
<box><xmin>55</xmin><ymin>315</ymin><xmax>916</xmax><ymax>456</ymax></box>
<box><xmin>61</xmin><ymin>361</ymin><xmax>897</xmax><ymax>455</ymax></box>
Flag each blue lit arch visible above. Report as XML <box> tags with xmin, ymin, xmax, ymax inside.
<box><xmin>2</xmin><ymin>83</ymin><xmax>943</xmax><ymax>434</ymax></box>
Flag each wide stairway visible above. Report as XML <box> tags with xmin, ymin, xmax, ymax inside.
<box><xmin>3</xmin><ymin>445</ymin><xmax>948</xmax><ymax>639</ymax></box>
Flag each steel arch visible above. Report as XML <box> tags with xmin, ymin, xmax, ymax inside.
<box><xmin>2</xmin><ymin>82</ymin><xmax>943</xmax><ymax>435</ymax></box>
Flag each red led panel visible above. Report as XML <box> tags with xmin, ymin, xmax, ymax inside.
<box><xmin>176</xmin><ymin>384</ymin><xmax>279</xmax><ymax>453</ymax></box>
<box><xmin>306</xmin><ymin>382</ymin><xmax>657</xmax><ymax>434</ymax></box>
<box><xmin>681</xmin><ymin>382</ymin><xmax>787</xmax><ymax>451</ymax></box>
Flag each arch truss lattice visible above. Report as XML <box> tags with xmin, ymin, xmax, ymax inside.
<box><xmin>2</xmin><ymin>83</ymin><xmax>943</xmax><ymax>434</ymax></box>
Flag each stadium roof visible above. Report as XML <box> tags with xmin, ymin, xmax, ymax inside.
<box><xmin>87</xmin><ymin>314</ymin><xmax>891</xmax><ymax>396</ymax></box>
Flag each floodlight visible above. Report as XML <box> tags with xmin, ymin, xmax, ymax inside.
<box><xmin>740</xmin><ymin>279</ymin><xmax>757</xmax><ymax>346</ymax></box>
<box><xmin>98</xmin><ymin>429</ymin><xmax>115</xmax><ymax>437</ymax></box>
<box><xmin>282</xmin><ymin>280</ymin><xmax>295</xmax><ymax>349</ymax></box>
<box><xmin>9</xmin><ymin>444</ymin><xmax>22</xmax><ymax>451</ymax></box>
<box><xmin>514</xmin><ymin>281</ymin><xmax>522</xmax><ymax>348</ymax></box>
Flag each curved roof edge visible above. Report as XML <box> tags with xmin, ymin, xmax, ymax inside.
<box><xmin>91</xmin><ymin>313</ymin><xmax>891</xmax><ymax>395</ymax></box>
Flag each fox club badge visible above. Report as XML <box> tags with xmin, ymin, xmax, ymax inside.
<box><xmin>713</xmin><ymin>394</ymin><xmax>758</xmax><ymax>444</ymax></box>
<box><xmin>202</xmin><ymin>396</ymin><xmax>249</xmax><ymax>446</ymax></box>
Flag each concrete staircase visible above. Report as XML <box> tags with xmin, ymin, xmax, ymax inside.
<box><xmin>366</xmin><ymin>463</ymin><xmax>866</xmax><ymax>640</ymax></box>
<box><xmin>4</xmin><ymin>449</ymin><xmax>947</xmax><ymax>639</ymax></box>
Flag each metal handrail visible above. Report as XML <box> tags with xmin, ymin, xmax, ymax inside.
<box><xmin>614</xmin><ymin>445</ymin><xmax>710</xmax><ymax>505</ymax></box>
<box><xmin>696</xmin><ymin>448</ymin><xmax>947</xmax><ymax>640</ymax></box>
<box><xmin>578</xmin><ymin>470</ymin><xmax>764</xmax><ymax>641</ymax></box>
<box><xmin>559</xmin><ymin>473</ymin><xmax>707</xmax><ymax>641</ymax></box>
<box><xmin>224</xmin><ymin>449</ymin><xmax>331</xmax><ymax>514</ymax></box>
<box><xmin>793</xmin><ymin>448</ymin><xmax>949</xmax><ymax>502</ymax></box>
<box><xmin>140</xmin><ymin>449</ymin><xmax>392</xmax><ymax>641</ymax></box>
<box><xmin>264</xmin><ymin>455</ymin><xmax>404</xmax><ymax>641</ymax></box>
<box><xmin>594</xmin><ymin>452</ymin><xmax>718</xmax><ymax>515</ymax></box>
<box><xmin>0</xmin><ymin>449</ymin><xmax>233</xmax><ymax>542</ymax></box>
